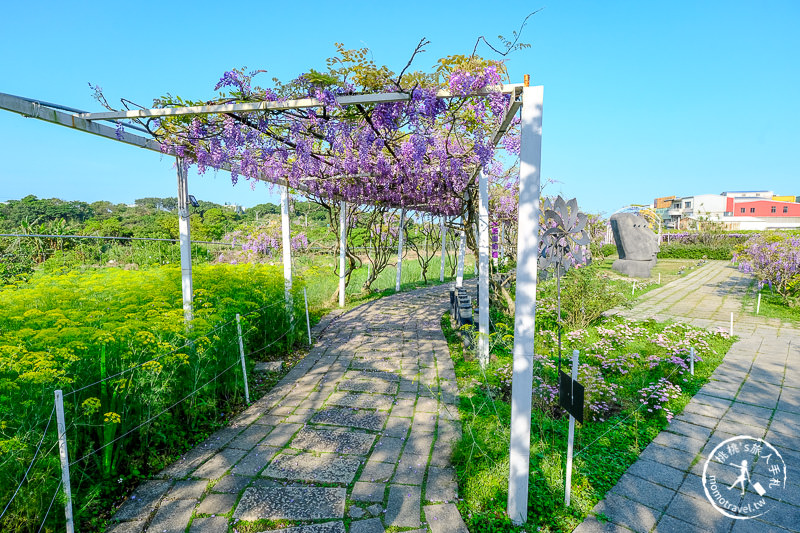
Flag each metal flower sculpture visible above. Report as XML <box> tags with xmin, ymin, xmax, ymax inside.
<box><xmin>539</xmin><ymin>196</ymin><xmax>591</xmax><ymax>390</ymax></box>
<box><xmin>540</xmin><ymin>196</ymin><xmax>591</xmax><ymax>275</ymax></box>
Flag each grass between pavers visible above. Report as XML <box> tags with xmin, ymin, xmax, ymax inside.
<box><xmin>740</xmin><ymin>282</ymin><xmax>800</xmax><ymax>326</ymax></box>
<box><xmin>443</xmin><ymin>310</ymin><xmax>736</xmax><ymax>532</ymax></box>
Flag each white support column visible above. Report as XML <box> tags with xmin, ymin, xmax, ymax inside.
<box><xmin>439</xmin><ymin>217</ymin><xmax>447</xmax><ymax>282</ymax></box>
<box><xmin>499</xmin><ymin>223</ymin><xmax>505</xmax><ymax>262</ymax></box>
<box><xmin>339</xmin><ymin>201</ymin><xmax>347</xmax><ymax>308</ymax></box>
<box><xmin>478</xmin><ymin>171</ymin><xmax>490</xmax><ymax>368</ymax></box>
<box><xmin>508</xmin><ymin>85</ymin><xmax>544</xmax><ymax>525</ymax></box>
<box><xmin>455</xmin><ymin>227</ymin><xmax>466</xmax><ymax>288</ymax></box>
<box><xmin>395</xmin><ymin>208</ymin><xmax>406</xmax><ymax>292</ymax></box>
<box><xmin>176</xmin><ymin>158</ymin><xmax>193</xmax><ymax>322</ymax></box>
<box><xmin>280</xmin><ymin>186</ymin><xmax>293</xmax><ymax>310</ymax></box>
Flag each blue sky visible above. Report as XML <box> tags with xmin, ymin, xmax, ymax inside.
<box><xmin>1</xmin><ymin>1</ymin><xmax>798</xmax><ymax>215</ymax></box>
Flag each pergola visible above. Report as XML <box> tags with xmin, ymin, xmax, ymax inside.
<box><xmin>0</xmin><ymin>82</ymin><xmax>543</xmax><ymax>523</ymax></box>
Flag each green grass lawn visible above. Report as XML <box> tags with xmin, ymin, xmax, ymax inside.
<box><xmin>740</xmin><ymin>283</ymin><xmax>800</xmax><ymax>325</ymax></box>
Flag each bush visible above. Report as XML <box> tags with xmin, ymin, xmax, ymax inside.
<box><xmin>600</xmin><ymin>243</ymin><xmax>618</xmax><ymax>257</ymax></box>
<box><xmin>657</xmin><ymin>243</ymin><xmax>732</xmax><ymax>260</ymax></box>
<box><xmin>538</xmin><ymin>266</ymin><xmax>626</xmax><ymax>329</ymax></box>
<box><xmin>733</xmin><ymin>232</ymin><xmax>800</xmax><ymax>301</ymax></box>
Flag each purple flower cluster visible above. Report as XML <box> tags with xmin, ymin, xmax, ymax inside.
<box><xmin>639</xmin><ymin>377</ymin><xmax>682</xmax><ymax>422</ymax></box>
<box><xmin>733</xmin><ymin>232</ymin><xmax>800</xmax><ymax>300</ymax></box>
<box><xmin>155</xmin><ymin>63</ymin><xmax>516</xmax><ymax>218</ymax></box>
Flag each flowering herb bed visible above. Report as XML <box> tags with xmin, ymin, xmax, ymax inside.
<box><xmin>0</xmin><ymin>264</ymin><xmax>307</xmax><ymax>532</ymax></box>
<box><xmin>443</xmin><ymin>304</ymin><xmax>734</xmax><ymax>532</ymax></box>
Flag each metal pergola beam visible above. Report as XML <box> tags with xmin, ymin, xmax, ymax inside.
<box><xmin>76</xmin><ymin>85</ymin><xmax>523</xmax><ymax>121</ymax></box>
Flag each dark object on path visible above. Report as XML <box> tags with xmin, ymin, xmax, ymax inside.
<box><xmin>610</xmin><ymin>213</ymin><xmax>659</xmax><ymax>278</ymax></box>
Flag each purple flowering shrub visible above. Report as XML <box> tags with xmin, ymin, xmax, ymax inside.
<box><xmin>217</xmin><ymin>226</ymin><xmax>308</xmax><ymax>264</ymax></box>
<box><xmin>733</xmin><ymin>232</ymin><xmax>800</xmax><ymax>302</ymax></box>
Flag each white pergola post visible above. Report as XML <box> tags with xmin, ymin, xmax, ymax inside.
<box><xmin>455</xmin><ymin>226</ymin><xmax>466</xmax><ymax>288</ymax></box>
<box><xmin>508</xmin><ymin>85</ymin><xmax>544</xmax><ymax>525</ymax></box>
<box><xmin>176</xmin><ymin>158</ymin><xmax>193</xmax><ymax>322</ymax></box>
<box><xmin>395</xmin><ymin>208</ymin><xmax>406</xmax><ymax>292</ymax></box>
<box><xmin>499</xmin><ymin>222</ymin><xmax>505</xmax><ymax>261</ymax></box>
<box><xmin>280</xmin><ymin>186</ymin><xmax>293</xmax><ymax>312</ymax></box>
<box><xmin>339</xmin><ymin>201</ymin><xmax>347</xmax><ymax>308</ymax></box>
<box><xmin>439</xmin><ymin>217</ymin><xmax>447</xmax><ymax>282</ymax></box>
<box><xmin>478</xmin><ymin>171</ymin><xmax>490</xmax><ymax>368</ymax></box>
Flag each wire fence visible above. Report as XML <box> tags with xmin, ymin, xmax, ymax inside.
<box><xmin>0</xmin><ymin>299</ymin><xmax>308</xmax><ymax>532</ymax></box>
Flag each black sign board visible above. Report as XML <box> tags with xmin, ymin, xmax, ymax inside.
<box><xmin>558</xmin><ymin>370</ymin><xmax>584</xmax><ymax>424</ymax></box>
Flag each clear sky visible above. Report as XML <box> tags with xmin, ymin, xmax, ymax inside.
<box><xmin>1</xmin><ymin>1</ymin><xmax>798</xmax><ymax>215</ymax></box>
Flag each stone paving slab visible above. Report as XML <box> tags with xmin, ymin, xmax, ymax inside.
<box><xmin>424</xmin><ymin>503</ymin><xmax>470</xmax><ymax>533</ymax></box>
<box><xmin>326</xmin><ymin>391</ymin><xmax>395</xmax><ymax>411</ymax></box>
<box><xmin>289</xmin><ymin>426</ymin><xmax>376</xmax><ymax>455</ymax></box>
<box><xmin>263</xmin><ymin>451</ymin><xmax>361</xmax><ymax>484</ymax></box>
<box><xmin>310</xmin><ymin>407</ymin><xmax>388</xmax><ymax>431</ymax></box>
<box><xmin>384</xmin><ymin>484</ymin><xmax>421</xmax><ymax>528</ymax></box>
<box><xmin>233</xmin><ymin>484</ymin><xmax>346</xmax><ymax>520</ymax></box>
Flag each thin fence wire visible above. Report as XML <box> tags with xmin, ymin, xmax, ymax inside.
<box><xmin>36</xmin><ymin>479</ymin><xmax>62</xmax><ymax>533</ymax></box>
<box><xmin>0</xmin><ymin>405</ymin><xmax>56</xmax><ymax>521</ymax></box>
<box><xmin>63</xmin><ymin>299</ymin><xmax>289</xmax><ymax>398</ymax></box>
<box><xmin>68</xmin><ymin>359</ymin><xmax>241</xmax><ymax>468</ymax></box>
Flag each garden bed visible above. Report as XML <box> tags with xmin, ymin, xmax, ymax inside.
<box><xmin>444</xmin><ymin>269</ymin><xmax>735</xmax><ymax>532</ymax></box>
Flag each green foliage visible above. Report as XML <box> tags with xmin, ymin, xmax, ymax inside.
<box><xmin>0</xmin><ymin>264</ymin><xmax>305</xmax><ymax>531</ymax></box>
<box><xmin>657</xmin><ymin>243</ymin><xmax>732</xmax><ymax>260</ymax></box>
<box><xmin>600</xmin><ymin>243</ymin><xmax>617</xmax><ymax>257</ymax></box>
<box><xmin>538</xmin><ymin>266</ymin><xmax>627</xmax><ymax>330</ymax></box>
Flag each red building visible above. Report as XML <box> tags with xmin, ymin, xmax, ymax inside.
<box><xmin>725</xmin><ymin>197</ymin><xmax>800</xmax><ymax>217</ymax></box>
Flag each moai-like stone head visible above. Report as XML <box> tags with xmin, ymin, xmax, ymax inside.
<box><xmin>610</xmin><ymin>213</ymin><xmax>659</xmax><ymax>278</ymax></box>
<box><xmin>611</xmin><ymin>213</ymin><xmax>658</xmax><ymax>260</ymax></box>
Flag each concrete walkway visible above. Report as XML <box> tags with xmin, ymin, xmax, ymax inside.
<box><xmin>576</xmin><ymin>261</ymin><xmax>800</xmax><ymax>533</ymax></box>
<box><xmin>107</xmin><ymin>284</ymin><xmax>467</xmax><ymax>533</ymax></box>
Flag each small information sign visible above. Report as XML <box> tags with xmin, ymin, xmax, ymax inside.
<box><xmin>558</xmin><ymin>370</ymin><xmax>584</xmax><ymax>424</ymax></box>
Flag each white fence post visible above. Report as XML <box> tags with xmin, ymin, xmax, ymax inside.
<box><xmin>478</xmin><ymin>171</ymin><xmax>490</xmax><ymax>368</ymax></box>
<box><xmin>690</xmin><ymin>346</ymin><xmax>695</xmax><ymax>375</ymax></box>
<box><xmin>303</xmin><ymin>287</ymin><xmax>312</xmax><ymax>345</ymax></box>
<box><xmin>455</xmin><ymin>228</ymin><xmax>466</xmax><ymax>289</ymax></box>
<box><xmin>565</xmin><ymin>349</ymin><xmax>579</xmax><ymax>507</ymax></box>
<box><xmin>280</xmin><ymin>186</ymin><xmax>293</xmax><ymax>314</ymax></box>
<box><xmin>395</xmin><ymin>208</ymin><xmax>406</xmax><ymax>292</ymax></box>
<box><xmin>508</xmin><ymin>84</ymin><xmax>543</xmax><ymax>525</ymax></box>
<box><xmin>339</xmin><ymin>201</ymin><xmax>347</xmax><ymax>308</ymax></box>
<box><xmin>439</xmin><ymin>217</ymin><xmax>447</xmax><ymax>282</ymax></box>
<box><xmin>730</xmin><ymin>312</ymin><xmax>734</xmax><ymax>336</ymax></box>
<box><xmin>176</xmin><ymin>158</ymin><xmax>193</xmax><ymax>323</ymax></box>
<box><xmin>54</xmin><ymin>390</ymin><xmax>75</xmax><ymax>533</ymax></box>
<box><xmin>756</xmin><ymin>293</ymin><xmax>761</xmax><ymax>315</ymax></box>
<box><xmin>235</xmin><ymin>314</ymin><xmax>250</xmax><ymax>404</ymax></box>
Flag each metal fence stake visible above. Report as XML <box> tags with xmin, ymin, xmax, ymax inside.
<box><xmin>235</xmin><ymin>314</ymin><xmax>250</xmax><ymax>404</ymax></box>
<box><xmin>54</xmin><ymin>390</ymin><xmax>74</xmax><ymax>533</ymax></box>
<box><xmin>304</xmin><ymin>287</ymin><xmax>312</xmax><ymax>345</ymax></box>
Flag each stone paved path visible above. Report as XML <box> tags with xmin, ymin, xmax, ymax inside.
<box><xmin>576</xmin><ymin>261</ymin><xmax>800</xmax><ymax>533</ymax></box>
<box><xmin>108</xmin><ymin>284</ymin><xmax>468</xmax><ymax>533</ymax></box>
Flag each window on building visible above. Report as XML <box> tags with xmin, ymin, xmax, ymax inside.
<box><xmin>740</xmin><ymin>208</ymin><xmax>745</xmax><ymax>213</ymax></box>
<box><xmin>750</xmin><ymin>208</ymin><xmax>756</xmax><ymax>213</ymax></box>
<box><xmin>684</xmin><ymin>201</ymin><xmax>692</xmax><ymax>208</ymax></box>
<box><xmin>771</xmin><ymin>206</ymin><xmax>777</xmax><ymax>213</ymax></box>
<box><xmin>784</xmin><ymin>206</ymin><xmax>789</xmax><ymax>213</ymax></box>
